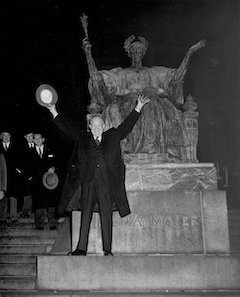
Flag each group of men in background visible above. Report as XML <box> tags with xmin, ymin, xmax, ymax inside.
<box><xmin>0</xmin><ymin>130</ymin><xmax>61</xmax><ymax>230</ymax></box>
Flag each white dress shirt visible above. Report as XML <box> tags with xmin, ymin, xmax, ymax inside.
<box><xmin>36</xmin><ymin>145</ymin><xmax>44</xmax><ymax>157</ymax></box>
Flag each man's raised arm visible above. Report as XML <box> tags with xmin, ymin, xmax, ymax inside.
<box><xmin>45</xmin><ymin>104</ymin><xmax>79</xmax><ymax>140</ymax></box>
<box><xmin>116</xmin><ymin>94</ymin><xmax>150</xmax><ymax>140</ymax></box>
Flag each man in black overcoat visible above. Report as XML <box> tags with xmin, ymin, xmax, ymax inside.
<box><xmin>18</xmin><ymin>131</ymin><xmax>35</xmax><ymax>218</ymax></box>
<box><xmin>30</xmin><ymin>133</ymin><xmax>60</xmax><ymax>230</ymax></box>
<box><xmin>0</xmin><ymin>131</ymin><xmax>22</xmax><ymax>222</ymax></box>
<box><xmin>44</xmin><ymin>94</ymin><xmax>149</xmax><ymax>255</ymax></box>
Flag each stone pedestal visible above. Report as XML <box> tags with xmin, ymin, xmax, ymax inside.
<box><xmin>71</xmin><ymin>163</ymin><xmax>228</xmax><ymax>254</ymax></box>
<box><xmin>71</xmin><ymin>190</ymin><xmax>229</xmax><ymax>254</ymax></box>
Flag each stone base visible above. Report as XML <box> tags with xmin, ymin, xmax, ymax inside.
<box><xmin>125</xmin><ymin>162</ymin><xmax>217</xmax><ymax>191</ymax></box>
<box><xmin>69</xmin><ymin>190</ymin><xmax>229</xmax><ymax>254</ymax></box>
<box><xmin>37</xmin><ymin>255</ymin><xmax>240</xmax><ymax>291</ymax></box>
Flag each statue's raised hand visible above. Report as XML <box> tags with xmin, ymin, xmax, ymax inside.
<box><xmin>82</xmin><ymin>37</ymin><xmax>92</xmax><ymax>52</ymax></box>
<box><xmin>190</xmin><ymin>39</ymin><xmax>206</xmax><ymax>53</ymax></box>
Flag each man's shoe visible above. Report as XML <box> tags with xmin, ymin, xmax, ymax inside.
<box><xmin>49</xmin><ymin>226</ymin><xmax>57</xmax><ymax>230</ymax></box>
<box><xmin>104</xmin><ymin>251</ymin><xmax>113</xmax><ymax>256</ymax></box>
<box><xmin>11</xmin><ymin>219</ymin><xmax>18</xmax><ymax>224</ymax></box>
<box><xmin>69</xmin><ymin>249</ymin><xmax>86</xmax><ymax>256</ymax></box>
<box><xmin>22</xmin><ymin>211</ymin><xmax>31</xmax><ymax>218</ymax></box>
<box><xmin>36</xmin><ymin>226</ymin><xmax>44</xmax><ymax>230</ymax></box>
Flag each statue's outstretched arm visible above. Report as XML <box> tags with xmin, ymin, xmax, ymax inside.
<box><xmin>80</xmin><ymin>14</ymin><xmax>112</xmax><ymax>112</ymax></box>
<box><xmin>167</xmin><ymin>40</ymin><xmax>205</xmax><ymax>105</ymax></box>
<box><xmin>82</xmin><ymin>37</ymin><xmax>109</xmax><ymax>112</ymax></box>
<box><xmin>82</xmin><ymin>37</ymin><xmax>100</xmax><ymax>77</ymax></box>
<box><xmin>174</xmin><ymin>39</ymin><xmax>206</xmax><ymax>82</ymax></box>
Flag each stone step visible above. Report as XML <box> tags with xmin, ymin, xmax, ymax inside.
<box><xmin>0</xmin><ymin>217</ymin><xmax>65</xmax><ymax>226</ymax></box>
<box><xmin>229</xmin><ymin>229</ymin><xmax>240</xmax><ymax>236</ymax></box>
<box><xmin>228</xmin><ymin>213</ymin><xmax>240</xmax><ymax>219</ymax></box>
<box><xmin>37</xmin><ymin>255</ymin><xmax>240</xmax><ymax>291</ymax></box>
<box><xmin>1</xmin><ymin>290</ymin><xmax>240</xmax><ymax>297</ymax></box>
<box><xmin>228</xmin><ymin>223</ymin><xmax>240</xmax><ymax>229</ymax></box>
<box><xmin>0</xmin><ymin>222</ymin><xmax>47</xmax><ymax>229</ymax></box>
<box><xmin>0</xmin><ymin>236</ymin><xmax>55</xmax><ymax>245</ymax></box>
<box><xmin>228</xmin><ymin>209</ymin><xmax>240</xmax><ymax>214</ymax></box>
<box><xmin>0</xmin><ymin>276</ymin><xmax>36</xmax><ymax>290</ymax></box>
<box><xmin>0</xmin><ymin>228</ymin><xmax>58</xmax><ymax>237</ymax></box>
<box><xmin>0</xmin><ymin>245</ymin><xmax>52</xmax><ymax>254</ymax></box>
<box><xmin>228</xmin><ymin>213</ymin><xmax>240</xmax><ymax>221</ymax></box>
<box><xmin>0</xmin><ymin>254</ymin><xmax>37</xmax><ymax>264</ymax></box>
<box><xmin>0</xmin><ymin>263</ymin><xmax>36</xmax><ymax>276</ymax></box>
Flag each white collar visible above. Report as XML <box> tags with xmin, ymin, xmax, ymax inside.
<box><xmin>36</xmin><ymin>145</ymin><xmax>44</xmax><ymax>151</ymax></box>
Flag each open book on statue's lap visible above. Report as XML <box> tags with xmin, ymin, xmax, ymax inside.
<box><xmin>35</xmin><ymin>84</ymin><xmax>58</xmax><ymax>107</ymax></box>
<box><xmin>115</xmin><ymin>87</ymin><xmax>168</xmax><ymax>99</ymax></box>
<box><xmin>143</xmin><ymin>87</ymin><xmax>168</xmax><ymax>98</ymax></box>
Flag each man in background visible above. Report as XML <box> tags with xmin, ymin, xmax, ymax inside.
<box><xmin>0</xmin><ymin>131</ymin><xmax>21</xmax><ymax>223</ymax></box>
<box><xmin>0</xmin><ymin>152</ymin><xmax>7</xmax><ymax>223</ymax></box>
<box><xmin>30</xmin><ymin>133</ymin><xmax>60</xmax><ymax>230</ymax></box>
<box><xmin>19</xmin><ymin>131</ymin><xmax>35</xmax><ymax>218</ymax></box>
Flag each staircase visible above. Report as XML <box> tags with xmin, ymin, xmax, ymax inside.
<box><xmin>228</xmin><ymin>209</ymin><xmax>240</xmax><ymax>254</ymax></box>
<box><xmin>0</xmin><ymin>210</ymin><xmax>240</xmax><ymax>297</ymax></box>
<box><xmin>0</xmin><ymin>216</ymin><xmax>60</xmax><ymax>294</ymax></box>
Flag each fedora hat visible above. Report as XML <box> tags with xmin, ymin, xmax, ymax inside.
<box><xmin>42</xmin><ymin>171</ymin><xmax>59</xmax><ymax>190</ymax></box>
<box><xmin>36</xmin><ymin>84</ymin><xmax>58</xmax><ymax>107</ymax></box>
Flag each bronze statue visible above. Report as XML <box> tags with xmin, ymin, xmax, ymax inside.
<box><xmin>81</xmin><ymin>14</ymin><xmax>205</xmax><ymax>162</ymax></box>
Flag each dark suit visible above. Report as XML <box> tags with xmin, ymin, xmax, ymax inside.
<box><xmin>30</xmin><ymin>144</ymin><xmax>60</xmax><ymax>228</ymax></box>
<box><xmin>0</xmin><ymin>153</ymin><xmax>7</xmax><ymax>192</ymax></box>
<box><xmin>0</xmin><ymin>141</ymin><xmax>22</xmax><ymax>221</ymax></box>
<box><xmin>54</xmin><ymin>109</ymin><xmax>140</xmax><ymax>252</ymax></box>
<box><xmin>18</xmin><ymin>142</ymin><xmax>35</xmax><ymax>214</ymax></box>
<box><xmin>0</xmin><ymin>153</ymin><xmax>7</xmax><ymax>221</ymax></box>
<box><xmin>0</xmin><ymin>141</ymin><xmax>22</xmax><ymax>198</ymax></box>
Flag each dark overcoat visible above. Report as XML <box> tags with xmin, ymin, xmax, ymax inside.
<box><xmin>0</xmin><ymin>153</ymin><xmax>7</xmax><ymax>193</ymax></box>
<box><xmin>54</xmin><ymin>110</ymin><xmax>140</xmax><ymax>217</ymax></box>
<box><xmin>0</xmin><ymin>141</ymin><xmax>22</xmax><ymax>197</ymax></box>
<box><xmin>30</xmin><ymin>145</ymin><xmax>61</xmax><ymax>210</ymax></box>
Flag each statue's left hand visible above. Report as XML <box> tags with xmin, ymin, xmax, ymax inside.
<box><xmin>190</xmin><ymin>39</ymin><xmax>206</xmax><ymax>52</ymax></box>
<box><xmin>82</xmin><ymin>37</ymin><xmax>92</xmax><ymax>52</ymax></box>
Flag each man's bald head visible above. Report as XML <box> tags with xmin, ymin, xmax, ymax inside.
<box><xmin>89</xmin><ymin>116</ymin><xmax>105</xmax><ymax>138</ymax></box>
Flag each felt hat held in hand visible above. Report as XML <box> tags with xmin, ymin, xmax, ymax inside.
<box><xmin>36</xmin><ymin>84</ymin><xmax>58</xmax><ymax>107</ymax></box>
<box><xmin>42</xmin><ymin>172</ymin><xmax>59</xmax><ymax>190</ymax></box>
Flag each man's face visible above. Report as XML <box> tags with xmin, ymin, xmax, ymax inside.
<box><xmin>33</xmin><ymin>134</ymin><xmax>44</xmax><ymax>147</ymax></box>
<box><xmin>1</xmin><ymin>132</ymin><xmax>11</xmax><ymax>143</ymax></box>
<box><xmin>24</xmin><ymin>133</ymin><xmax>34</xmax><ymax>143</ymax></box>
<box><xmin>89</xmin><ymin>117</ymin><xmax>105</xmax><ymax>138</ymax></box>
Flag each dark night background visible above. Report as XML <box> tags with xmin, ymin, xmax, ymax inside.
<box><xmin>0</xmin><ymin>0</ymin><xmax>239</xmax><ymax>208</ymax></box>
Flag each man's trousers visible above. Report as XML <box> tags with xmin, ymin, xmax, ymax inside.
<box><xmin>77</xmin><ymin>168</ymin><xmax>113</xmax><ymax>252</ymax></box>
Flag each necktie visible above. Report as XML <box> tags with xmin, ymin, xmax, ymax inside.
<box><xmin>37</xmin><ymin>147</ymin><xmax>42</xmax><ymax>158</ymax></box>
<box><xmin>95</xmin><ymin>137</ymin><xmax>100</xmax><ymax>145</ymax></box>
<box><xmin>4</xmin><ymin>143</ymin><xmax>8</xmax><ymax>151</ymax></box>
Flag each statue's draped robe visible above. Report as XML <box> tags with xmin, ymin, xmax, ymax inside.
<box><xmin>89</xmin><ymin>66</ymin><xmax>189</xmax><ymax>160</ymax></box>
